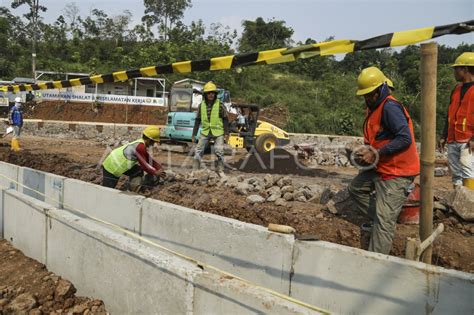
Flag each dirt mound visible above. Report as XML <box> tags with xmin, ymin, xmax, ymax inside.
<box><xmin>0</xmin><ymin>240</ymin><xmax>107</xmax><ymax>314</ymax></box>
<box><xmin>230</xmin><ymin>148</ymin><xmax>334</xmax><ymax>177</ymax></box>
<box><xmin>259</xmin><ymin>105</ymin><xmax>289</xmax><ymax>128</ymax></box>
<box><xmin>1</xmin><ymin>150</ymin><xmax>102</xmax><ymax>184</ymax></box>
<box><xmin>25</xmin><ymin>101</ymin><xmax>167</xmax><ymax>125</ymax></box>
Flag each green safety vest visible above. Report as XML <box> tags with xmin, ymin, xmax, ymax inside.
<box><xmin>201</xmin><ymin>99</ymin><xmax>224</xmax><ymax>137</ymax></box>
<box><xmin>102</xmin><ymin>139</ymin><xmax>144</xmax><ymax>177</ymax></box>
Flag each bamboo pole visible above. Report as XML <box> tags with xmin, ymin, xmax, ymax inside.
<box><xmin>419</xmin><ymin>42</ymin><xmax>438</xmax><ymax>264</ymax></box>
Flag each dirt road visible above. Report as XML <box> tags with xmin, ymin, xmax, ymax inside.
<box><xmin>1</xmin><ymin>136</ymin><xmax>472</xmax><ymax>273</ymax></box>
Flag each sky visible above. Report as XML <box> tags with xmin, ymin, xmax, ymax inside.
<box><xmin>2</xmin><ymin>0</ymin><xmax>473</xmax><ymax>49</ymax></box>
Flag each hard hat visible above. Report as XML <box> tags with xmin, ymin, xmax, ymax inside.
<box><xmin>143</xmin><ymin>126</ymin><xmax>160</xmax><ymax>142</ymax></box>
<box><xmin>14</xmin><ymin>97</ymin><xmax>22</xmax><ymax>103</ymax></box>
<box><xmin>203</xmin><ymin>82</ymin><xmax>217</xmax><ymax>93</ymax></box>
<box><xmin>451</xmin><ymin>52</ymin><xmax>474</xmax><ymax>67</ymax></box>
<box><xmin>385</xmin><ymin>77</ymin><xmax>394</xmax><ymax>89</ymax></box>
<box><xmin>356</xmin><ymin>67</ymin><xmax>388</xmax><ymax>96</ymax></box>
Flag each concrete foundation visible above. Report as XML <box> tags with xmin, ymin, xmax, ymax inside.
<box><xmin>290</xmin><ymin>241</ymin><xmax>473</xmax><ymax>315</ymax></box>
<box><xmin>63</xmin><ymin>179</ymin><xmax>143</xmax><ymax>233</ymax></box>
<box><xmin>0</xmin><ymin>161</ymin><xmax>472</xmax><ymax>314</ymax></box>
<box><xmin>0</xmin><ymin>185</ymin><xmax>325</xmax><ymax>314</ymax></box>
<box><xmin>141</xmin><ymin>198</ymin><xmax>294</xmax><ymax>294</ymax></box>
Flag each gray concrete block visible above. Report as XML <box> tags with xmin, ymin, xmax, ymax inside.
<box><xmin>290</xmin><ymin>241</ymin><xmax>474</xmax><ymax>315</ymax></box>
<box><xmin>18</xmin><ymin>167</ymin><xmax>66</xmax><ymax>208</ymax></box>
<box><xmin>193</xmin><ymin>271</ymin><xmax>326</xmax><ymax>315</ymax></box>
<box><xmin>141</xmin><ymin>198</ymin><xmax>295</xmax><ymax>294</ymax></box>
<box><xmin>3</xmin><ymin>190</ymin><xmax>49</xmax><ymax>264</ymax></box>
<box><xmin>63</xmin><ymin>179</ymin><xmax>143</xmax><ymax>232</ymax></box>
<box><xmin>46</xmin><ymin>208</ymin><xmax>199</xmax><ymax>314</ymax></box>
<box><xmin>0</xmin><ymin>161</ymin><xmax>19</xmax><ymax>190</ymax></box>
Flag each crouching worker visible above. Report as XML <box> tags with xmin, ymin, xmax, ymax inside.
<box><xmin>102</xmin><ymin>126</ymin><xmax>166</xmax><ymax>191</ymax></box>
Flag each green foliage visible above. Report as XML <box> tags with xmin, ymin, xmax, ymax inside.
<box><xmin>0</xmin><ymin>3</ymin><xmax>472</xmax><ymax>138</ymax></box>
<box><xmin>238</xmin><ymin>17</ymin><xmax>293</xmax><ymax>52</ymax></box>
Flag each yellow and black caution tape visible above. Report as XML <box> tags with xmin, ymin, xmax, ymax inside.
<box><xmin>1</xmin><ymin>20</ymin><xmax>472</xmax><ymax>93</ymax></box>
<box><xmin>0</xmin><ymin>171</ymin><xmax>330</xmax><ymax>314</ymax></box>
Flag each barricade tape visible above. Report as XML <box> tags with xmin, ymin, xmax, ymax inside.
<box><xmin>0</xmin><ymin>171</ymin><xmax>330</xmax><ymax>314</ymax></box>
<box><xmin>0</xmin><ymin>20</ymin><xmax>472</xmax><ymax>94</ymax></box>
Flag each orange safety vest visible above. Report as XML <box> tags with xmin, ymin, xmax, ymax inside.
<box><xmin>363</xmin><ymin>95</ymin><xmax>420</xmax><ymax>177</ymax></box>
<box><xmin>447</xmin><ymin>84</ymin><xmax>474</xmax><ymax>143</ymax></box>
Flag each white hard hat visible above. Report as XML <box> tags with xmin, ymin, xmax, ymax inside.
<box><xmin>14</xmin><ymin>97</ymin><xmax>22</xmax><ymax>103</ymax></box>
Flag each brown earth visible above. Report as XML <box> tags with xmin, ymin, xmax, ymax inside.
<box><xmin>23</xmin><ymin>101</ymin><xmax>288</xmax><ymax>127</ymax></box>
<box><xmin>0</xmin><ymin>136</ymin><xmax>473</xmax><ymax>274</ymax></box>
<box><xmin>0</xmin><ymin>240</ymin><xmax>107</xmax><ymax>314</ymax></box>
<box><xmin>24</xmin><ymin>101</ymin><xmax>167</xmax><ymax>125</ymax></box>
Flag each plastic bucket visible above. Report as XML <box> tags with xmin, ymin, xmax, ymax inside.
<box><xmin>399</xmin><ymin>184</ymin><xmax>420</xmax><ymax>225</ymax></box>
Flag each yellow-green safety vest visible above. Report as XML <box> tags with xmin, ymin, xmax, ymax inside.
<box><xmin>201</xmin><ymin>99</ymin><xmax>224</xmax><ymax>137</ymax></box>
<box><xmin>102</xmin><ymin>139</ymin><xmax>144</xmax><ymax>177</ymax></box>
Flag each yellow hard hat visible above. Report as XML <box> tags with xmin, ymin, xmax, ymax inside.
<box><xmin>143</xmin><ymin>126</ymin><xmax>160</xmax><ymax>141</ymax></box>
<box><xmin>385</xmin><ymin>77</ymin><xmax>394</xmax><ymax>89</ymax></box>
<box><xmin>203</xmin><ymin>81</ymin><xmax>217</xmax><ymax>93</ymax></box>
<box><xmin>451</xmin><ymin>52</ymin><xmax>474</xmax><ymax>67</ymax></box>
<box><xmin>356</xmin><ymin>66</ymin><xmax>388</xmax><ymax>96</ymax></box>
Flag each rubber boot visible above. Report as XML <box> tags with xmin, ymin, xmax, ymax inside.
<box><xmin>464</xmin><ymin>178</ymin><xmax>474</xmax><ymax>191</ymax></box>
<box><xmin>192</xmin><ymin>159</ymin><xmax>200</xmax><ymax>171</ymax></box>
<box><xmin>128</xmin><ymin>176</ymin><xmax>143</xmax><ymax>193</ymax></box>
<box><xmin>11</xmin><ymin>139</ymin><xmax>20</xmax><ymax>152</ymax></box>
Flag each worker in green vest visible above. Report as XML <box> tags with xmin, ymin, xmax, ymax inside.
<box><xmin>102</xmin><ymin>125</ymin><xmax>166</xmax><ymax>191</ymax></box>
<box><xmin>192</xmin><ymin>81</ymin><xmax>229</xmax><ymax>177</ymax></box>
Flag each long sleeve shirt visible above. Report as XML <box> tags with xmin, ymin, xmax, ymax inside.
<box><xmin>192</xmin><ymin>100</ymin><xmax>229</xmax><ymax>137</ymax></box>
<box><xmin>8</xmin><ymin>105</ymin><xmax>23</xmax><ymax>126</ymax></box>
<box><xmin>368</xmin><ymin>85</ymin><xmax>413</xmax><ymax>157</ymax></box>
<box><xmin>135</xmin><ymin>142</ymin><xmax>162</xmax><ymax>175</ymax></box>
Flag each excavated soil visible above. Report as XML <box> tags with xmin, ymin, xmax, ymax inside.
<box><xmin>0</xmin><ymin>136</ymin><xmax>473</xmax><ymax>274</ymax></box>
<box><xmin>0</xmin><ymin>240</ymin><xmax>107</xmax><ymax>314</ymax></box>
<box><xmin>25</xmin><ymin>101</ymin><xmax>167</xmax><ymax>125</ymax></box>
<box><xmin>231</xmin><ymin>148</ymin><xmax>336</xmax><ymax>177</ymax></box>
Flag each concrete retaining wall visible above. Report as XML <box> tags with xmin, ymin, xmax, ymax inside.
<box><xmin>63</xmin><ymin>179</ymin><xmax>143</xmax><ymax>233</ymax></box>
<box><xmin>141</xmin><ymin>198</ymin><xmax>294</xmax><ymax>294</ymax></box>
<box><xmin>290</xmin><ymin>241</ymin><xmax>474</xmax><ymax>315</ymax></box>
<box><xmin>1</xmin><ymin>187</ymin><xmax>325</xmax><ymax>314</ymax></box>
<box><xmin>3</xmin><ymin>190</ymin><xmax>48</xmax><ymax>264</ymax></box>
<box><xmin>0</xmin><ymin>161</ymin><xmax>472</xmax><ymax>314</ymax></box>
<box><xmin>21</xmin><ymin>119</ymin><xmax>148</xmax><ymax>144</ymax></box>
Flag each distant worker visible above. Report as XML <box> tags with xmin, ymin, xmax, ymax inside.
<box><xmin>192</xmin><ymin>81</ymin><xmax>229</xmax><ymax>177</ymax></box>
<box><xmin>8</xmin><ymin>97</ymin><xmax>23</xmax><ymax>152</ymax></box>
<box><xmin>102</xmin><ymin>126</ymin><xmax>166</xmax><ymax>191</ymax></box>
<box><xmin>348</xmin><ymin>66</ymin><xmax>420</xmax><ymax>255</ymax></box>
<box><xmin>438</xmin><ymin>52</ymin><xmax>474</xmax><ymax>189</ymax></box>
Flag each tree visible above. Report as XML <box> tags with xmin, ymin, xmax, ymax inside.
<box><xmin>142</xmin><ymin>0</ymin><xmax>192</xmax><ymax>41</ymax></box>
<box><xmin>238</xmin><ymin>17</ymin><xmax>293</xmax><ymax>53</ymax></box>
<box><xmin>11</xmin><ymin>0</ymin><xmax>47</xmax><ymax>77</ymax></box>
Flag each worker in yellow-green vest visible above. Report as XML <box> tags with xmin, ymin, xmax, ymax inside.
<box><xmin>192</xmin><ymin>81</ymin><xmax>229</xmax><ymax>177</ymax></box>
<box><xmin>102</xmin><ymin>126</ymin><xmax>166</xmax><ymax>191</ymax></box>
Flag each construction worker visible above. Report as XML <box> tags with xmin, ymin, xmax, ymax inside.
<box><xmin>102</xmin><ymin>126</ymin><xmax>166</xmax><ymax>191</ymax></box>
<box><xmin>348</xmin><ymin>66</ymin><xmax>420</xmax><ymax>255</ymax></box>
<box><xmin>8</xmin><ymin>97</ymin><xmax>23</xmax><ymax>152</ymax></box>
<box><xmin>438</xmin><ymin>52</ymin><xmax>474</xmax><ymax>189</ymax></box>
<box><xmin>191</xmin><ymin>81</ymin><xmax>229</xmax><ymax>177</ymax></box>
